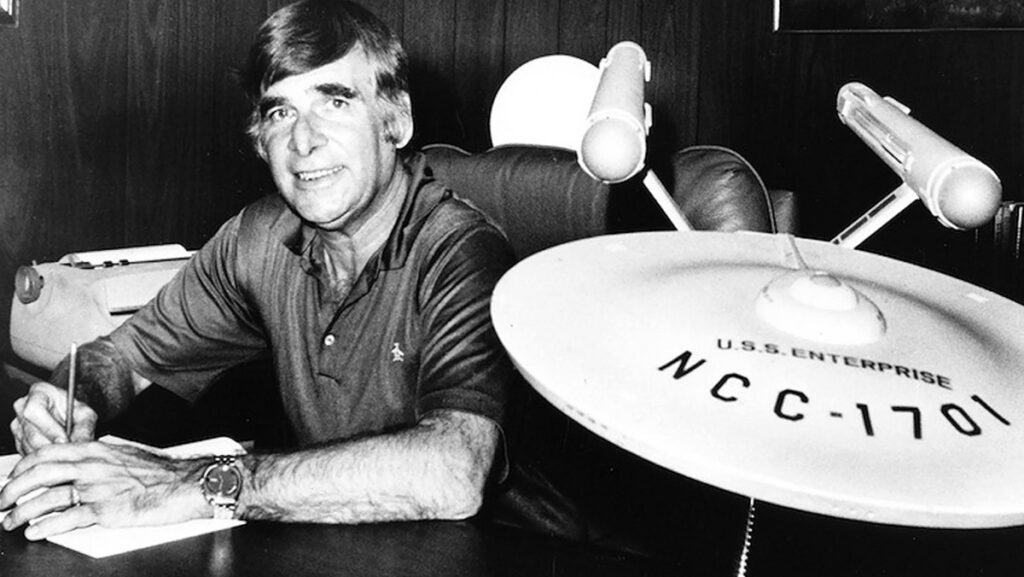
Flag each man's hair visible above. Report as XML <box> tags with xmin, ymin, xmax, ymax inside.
<box><xmin>240</xmin><ymin>0</ymin><xmax>410</xmax><ymax>146</ymax></box>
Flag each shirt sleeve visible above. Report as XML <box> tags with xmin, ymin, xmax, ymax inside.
<box><xmin>415</xmin><ymin>219</ymin><xmax>518</xmax><ymax>428</ymax></box>
<box><xmin>108</xmin><ymin>210</ymin><xmax>268</xmax><ymax>401</ymax></box>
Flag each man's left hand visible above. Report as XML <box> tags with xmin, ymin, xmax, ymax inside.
<box><xmin>0</xmin><ymin>441</ymin><xmax>208</xmax><ymax>540</ymax></box>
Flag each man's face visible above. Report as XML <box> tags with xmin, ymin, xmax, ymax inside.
<box><xmin>255</xmin><ymin>48</ymin><xmax>410</xmax><ymax>233</ymax></box>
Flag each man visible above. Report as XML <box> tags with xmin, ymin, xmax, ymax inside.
<box><xmin>1</xmin><ymin>0</ymin><xmax>515</xmax><ymax>540</ymax></box>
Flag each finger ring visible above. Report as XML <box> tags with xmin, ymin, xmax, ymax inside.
<box><xmin>69</xmin><ymin>485</ymin><xmax>82</xmax><ymax>507</ymax></box>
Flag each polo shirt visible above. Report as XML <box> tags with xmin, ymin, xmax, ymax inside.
<box><xmin>109</xmin><ymin>155</ymin><xmax>516</xmax><ymax>446</ymax></box>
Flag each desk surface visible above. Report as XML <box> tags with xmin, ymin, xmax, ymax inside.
<box><xmin>0</xmin><ymin>520</ymin><xmax>688</xmax><ymax>577</ymax></box>
<box><xmin>2</xmin><ymin>512</ymin><xmax>1022</xmax><ymax>577</ymax></box>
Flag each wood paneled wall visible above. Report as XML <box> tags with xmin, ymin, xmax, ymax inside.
<box><xmin>2</xmin><ymin>0</ymin><xmax>1023</xmax><ymax>351</ymax></box>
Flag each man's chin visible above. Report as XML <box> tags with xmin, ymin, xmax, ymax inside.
<box><xmin>302</xmin><ymin>214</ymin><xmax>347</xmax><ymax>231</ymax></box>
<box><xmin>286</xmin><ymin>202</ymin><xmax>348</xmax><ymax>231</ymax></box>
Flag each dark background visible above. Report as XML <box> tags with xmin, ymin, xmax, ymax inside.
<box><xmin>1</xmin><ymin>0</ymin><xmax>1022</xmax><ymax>346</ymax></box>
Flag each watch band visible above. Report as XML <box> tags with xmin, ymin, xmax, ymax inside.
<box><xmin>212</xmin><ymin>501</ymin><xmax>236</xmax><ymax>520</ymax></box>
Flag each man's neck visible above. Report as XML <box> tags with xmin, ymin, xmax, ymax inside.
<box><xmin>318</xmin><ymin>163</ymin><xmax>410</xmax><ymax>285</ymax></box>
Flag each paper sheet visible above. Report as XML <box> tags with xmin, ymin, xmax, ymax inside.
<box><xmin>0</xmin><ymin>436</ymin><xmax>246</xmax><ymax>558</ymax></box>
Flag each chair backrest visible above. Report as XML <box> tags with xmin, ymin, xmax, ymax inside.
<box><xmin>421</xmin><ymin>143</ymin><xmax>785</xmax><ymax>260</ymax></box>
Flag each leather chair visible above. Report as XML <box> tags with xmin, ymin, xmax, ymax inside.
<box><xmin>421</xmin><ymin>144</ymin><xmax>798</xmax><ymax>259</ymax></box>
<box><xmin>419</xmin><ymin>142</ymin><xmax>798</xmax><ymax>566</ymax></box>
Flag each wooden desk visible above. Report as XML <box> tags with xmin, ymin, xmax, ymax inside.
<box><xmin>2</xmin><ymin>513</ymin><xmax>1020</xmax><ymax>577</ymax></box>
<box><xmin>0</xmin><ymin>520</ymin><xmax>686</xmax><ymax>577</ymax></box>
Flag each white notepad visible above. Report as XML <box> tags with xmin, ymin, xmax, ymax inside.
<box><xmin>0</xmin><ymin>436</ymin><xmax>246</xmax><ymax>558</ymax></box>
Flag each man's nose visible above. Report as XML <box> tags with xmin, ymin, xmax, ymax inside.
<box><xmin>289</xmin><ymin>114</ymin><xmax>327</xmax><ymax>155</ymax></box>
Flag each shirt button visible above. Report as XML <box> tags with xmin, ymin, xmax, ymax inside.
<box><xmin>324</xmin><ymin>335</ymin><xmax>336</xmax><ymax>346</ymax></box>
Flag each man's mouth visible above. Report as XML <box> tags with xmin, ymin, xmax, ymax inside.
<box><xmin>296</xmin><ymin>165</ymin><xmax>343</xmax><ymax>181</ymax></box>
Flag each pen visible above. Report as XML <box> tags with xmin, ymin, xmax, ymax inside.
<box><xmin>65</xmin><ymin>342</ymin><xmax>77</xmax><ymax>441</ymax></box>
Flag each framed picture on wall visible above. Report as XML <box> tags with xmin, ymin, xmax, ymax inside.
<box><xmin>0</xmin><ymin>0</ymin><xmax>17</xmax><ymax>27</ymax></box>
<box><xmin>774</xmin><ymin>0</ymin><xmax>1024</xmax><ymax>32</ymax></box>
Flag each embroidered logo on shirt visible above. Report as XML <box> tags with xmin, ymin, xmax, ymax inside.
<box><xmin>391</xmin><ymin>342</ymin><xmax>405</xmax><ymax>362</ymax></box>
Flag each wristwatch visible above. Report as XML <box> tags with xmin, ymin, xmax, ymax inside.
<box><xmin>200</xmin><ymin>456</ymin><xmax>243</xmax><ymax>520</ymax></box>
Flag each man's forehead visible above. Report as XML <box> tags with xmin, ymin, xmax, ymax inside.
<box><xmin>262</xmin><ymin>47</ymin><xmax>375</xmax><ymax>100</ymax></box>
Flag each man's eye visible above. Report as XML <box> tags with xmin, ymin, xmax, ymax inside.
<box><xmin>329</xmin><ymin>98</ymin><xmax>349</xmax><ymax>109</ymax></box>
<box><xmin>265</xmin><ymin>107</ymin><xmax>292</xmax><ymax>123</ymax></box>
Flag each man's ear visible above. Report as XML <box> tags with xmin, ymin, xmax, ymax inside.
<box><xmin>254</xmin><ymin>137</ymin><xmax>268</xmax><ymax>161</ymax></box>
<box><xmin>389</xmin><ymin>93</ymin><xmax>414</xmax><ymax>149</ymax></box>
<box><xmin>247</xmin><ymin>112</ymin><xmax>268</xmax><ymax>160</ymax></box>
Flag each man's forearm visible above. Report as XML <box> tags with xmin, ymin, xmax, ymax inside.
<box><xmin>235</xmin><ymin>410</ymin><xmax>498</xmax><ymax>524</ymax></box>
<box><xmin>49</xmin><ymin>337</ymin><xmax>140</xmax><ymax>422</ymax></box>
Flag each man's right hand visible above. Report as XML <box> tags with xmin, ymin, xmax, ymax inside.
<box><xmin>9</xmin><ymin>382</ymin><xmax>98</xmax><ymax>455</ymax></box>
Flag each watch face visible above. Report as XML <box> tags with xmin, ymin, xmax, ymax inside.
<box><xmin>204</xmin><ymin>464</ymin><xmax>242</xmax><ymax>498</ymax></box>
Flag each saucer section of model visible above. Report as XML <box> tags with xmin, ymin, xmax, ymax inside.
<box><xmin>491</xmin><ymin>231</ymin><xmax>1024</xmax><ymax>529</ymax></box>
